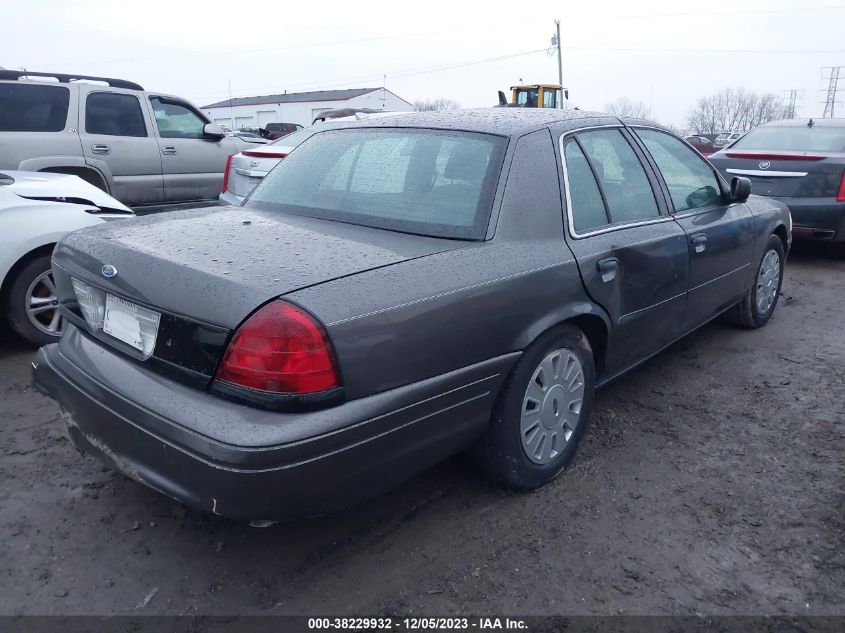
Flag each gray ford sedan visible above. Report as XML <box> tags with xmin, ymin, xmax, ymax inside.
<box><xmin>33</xmin><ymin>109</ymin><xmax>791</xmax><ymax>521</ymax></box>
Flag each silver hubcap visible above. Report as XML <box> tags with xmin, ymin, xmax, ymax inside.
<box><xmin>520</xmin><ymin>348</ymin><xmax>585</xmax><ymax>465</ymax></box>
<box><xmin>755</xmin><ymin>249</ymin><xmax>781</xmax><ymax>315</ymax></box>
<box><xmin>25</xmin><ymin>269</ymin><xmax>62</xmax><ymax>336</ymax></box>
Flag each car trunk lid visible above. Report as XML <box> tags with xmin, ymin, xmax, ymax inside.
<box><xmin>711</xmin><ymin>150</ymin><xmax>845</xmax><ymax>198</ymax></box>
<box><xmin>54</xmin><ymin>205</ymin><xmax>457</xmax><ymax>330</ymax></box>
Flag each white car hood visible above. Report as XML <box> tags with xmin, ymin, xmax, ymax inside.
<box><xmin>0</xmin><ymin>171</ymin><xmax>132</xmax><ymax>213</ymax></box>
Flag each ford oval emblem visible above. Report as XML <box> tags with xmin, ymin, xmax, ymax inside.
<box><xmin>101</xmin><ymin>264</ymin><xmax>118</xmax><ymax>278</ymax></box>
<box><xmin>759</xmin><ymin>160</ymin><xmax>771</xmax><ymax>170</ymax></box>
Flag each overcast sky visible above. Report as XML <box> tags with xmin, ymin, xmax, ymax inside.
<box><xmin>4</xmin><ymin>0</ymin><xmax>844</xmax><ymax>127</ymax></box>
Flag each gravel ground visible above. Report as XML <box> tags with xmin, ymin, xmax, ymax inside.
<box><xmin>0</xmin><ymin>243</ymin><xmax>842</xmax><ymax>617</ymax></box>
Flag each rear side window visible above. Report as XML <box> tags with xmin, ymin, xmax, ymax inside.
<box><xmin>85</xmin><ymin>92</ymin><xmax>147</xmax><ymax>137</ymax></box>
<box><xmin>0</xmin><ymin>84</ymin><xmax>69</xmax><ymax>132</ymax></box>
<box><xmin>576</xmin><ymin>129</ymin><xmax>660</xmax><ymax>225</ymax></box>
<box><xmin>247</xmin><ymin>128</ymin><xmax>506</xmax><ymax>240</ymax></box>
<box><xmin>636</xmin><ymin>129</ymin><xmax>722</xmax><ymax>212</ymax></box>
<box><xmin>563</xmin><ymin>140</ymin><xmax>608</xmax><ymax>233</ymax></box>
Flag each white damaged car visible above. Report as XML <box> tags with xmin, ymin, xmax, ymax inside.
<box><xmin>1</xmin><ymin>171</ymin><xmax>133</xmax><ymax>345</ymax></box>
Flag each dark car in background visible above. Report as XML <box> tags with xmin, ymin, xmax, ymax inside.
<box><xmin>33</xmin><ymin>110</ymin><xmax>791</xmax><ymax>521</ymax></box>
<box><xmin>709</xmin><ymin>118</ymin><xmax>845</xmax><ymax>241</ymax></box>
<box><xmin>260</xmin><ymin>122</ymin><xmax>303</xmax><ymax>140</ymax></box>
<box><xmin>685</xmin><ymin>135</ymin><xmax>717</xmax><ymax>156</ymax></box>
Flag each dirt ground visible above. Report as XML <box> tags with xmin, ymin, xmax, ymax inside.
<box><xmin>1</xmin><ymin>243</ymin><xmax>843</xmax><ymax>617</ymax></box>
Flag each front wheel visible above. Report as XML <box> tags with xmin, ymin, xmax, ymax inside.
<box><xmin>5</xmin><ymin>254</ymin><xmax>63</xmax><ymax>347</ymax></box>
<box><xmin>470</xmin><ymin>324</ymin><xmax>596</xmax><ymax>490</ymax></box>
<box><xmin>726</xmin><ymin>235</ymin><xmax>785</xmax><ymax>329</ymax></box>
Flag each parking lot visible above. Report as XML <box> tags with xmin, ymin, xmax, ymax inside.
<box><xmin>0</xmin><ymin>242</ymin><xmax>840</xmax><ymax>616</ymax></box>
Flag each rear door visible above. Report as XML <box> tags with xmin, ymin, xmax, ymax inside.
<box><xmin>633</xmin><ymin>128</ymin><xmax>755</xmax><ymax>325</ymax></box>
<box><xmin>78</xmin><ymin>87</ymin><xmax>163</xmax><ymax>205</ymax></box>
<box><xmin>146</xmin><ymin>96</ymin><xmax>240</xmax><ymax>202</ymax></box>
<box><xmin>560</xmin><ymin>127</ymin><xmax>690</xmax><ymax>375</ymax></box>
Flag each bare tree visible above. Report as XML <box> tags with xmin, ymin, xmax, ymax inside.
<box><xmin>686</xmin><ymin>88</ymin><xmax>782</xmax><ymax>134</ymax></box>
<box><xmin>605</xmin><ymin>97</ymin><xmax>652</xmax><ymax>119</ymax></box>
<box><xmin>413</xmin><ymin>98</ymin><xmax>461</xmax><ymax>112</ymax></box>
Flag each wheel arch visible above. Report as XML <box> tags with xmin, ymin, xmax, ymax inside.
<box><xmin>772</xmin><ymin>222</ymin><xmax>789</xmax><ymax>253</ymax></box>
<box><xmin>39</xmin><ymin>166</ymin><xmax>110</xmax><ymax>193</ymax></box>
<box><xmin>512</xmin><ymin>303</ymin><xmax>611</xmax><ymax>378</ymax></box>
<box><xmin>0</xmin><ymin>243</ymin><xmax>56</xmax><ymax>314</ymax></box>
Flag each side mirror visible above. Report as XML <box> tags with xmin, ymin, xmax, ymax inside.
<box><xmin>730</xmin><ymin>176</ymin><xmax>752</xmax><ymax>203</ymax></box>
<box><xmin>203</xmin><ymin>123</ymin><xmax>226</xmax><ymax>139</ymax></box>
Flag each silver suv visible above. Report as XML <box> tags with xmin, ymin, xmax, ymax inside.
<box><xmin>0</xmin><ymin>71</ymin><xmax>254</xmax><ymax>207</ymax></box>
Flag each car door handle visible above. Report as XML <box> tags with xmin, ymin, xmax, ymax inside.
<box><xmin>691</xmin><ymin>233</ymin><xmax>708</xmax><ymax>253</ymax></box>
<box><xmin>596</xmin><ymin>257</ymin><xmax>619</xmax><ymax>283</ymax></box>
<box><xmin>161</xmin><ymin>146</ymin><xmax>177</xmax><ymax>155</ymax></box>
<box><xmin>91</xmin><ymin>144</ymin><xmax>110</xmax><ymax>155</ymax></box>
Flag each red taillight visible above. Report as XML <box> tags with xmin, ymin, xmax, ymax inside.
<box><xmin>837</xmin><ymin>171</ymin><xmax>845</xmax><ymax>202</ymax></box>
<box><xmin>221</xmin><ymin>154</ymin><xmax>234</xmax><ymax>193</ymax></box>
<box><xmin>242</xmin><ymin>150</ymin><xmax>288</xmax><ymax>158</ymax></box>
<box><xmin>725</xmin><ymin>152</ymin><xmax>825</xmax><ymax>161</ymax></box>
<box><xmin>215</xmin><ymin>301</ymin><xmax>339</xmax><ymax>394</ymax></box>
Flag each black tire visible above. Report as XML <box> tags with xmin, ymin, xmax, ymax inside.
<box><xmin>726</xmin><ymin>235</ymin><xmax>785</xmax><ymax>329</ymax></box>
<box><xmin>5</xmin><ymin>254</ymin><xmax>62</xmax><ymax>347</ymax></box>
<box><xmin>470</xmin><ymin>323</ymin><xmax>596</xmax><ymax>490</ymax></box>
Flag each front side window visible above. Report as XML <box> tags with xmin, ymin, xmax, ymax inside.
<box><xmin>247</xmin><ymin>128</ymin><xmax>506</xmax><ymax>240</ymax></box>
<box><xmin>0</xmin><ymin>84</ymin><xmax>69</xmax><ymax>132</ymax></box>
<box><xmin>150</xmin><ymin>97</ymin><xmax>206</xmax><ymax>139</ymax></box>
<box><xmin>516</xmin><ymin>88</ymin><xmax>539</xmax><ymax>107</ymax></box>
<box><xmin>85</xmin><ymin>92</ymin><xmax>146</xmax><ymax>137</ymax></box>
<box><xmin>576</xmin><ymin>129</ymin><xmax>660</xmax><ymax>225</ymax></box>
<box><xmin>636</xmin><ymin>129</ymin><xmax>722</xmax><ymax>212</ymax></box>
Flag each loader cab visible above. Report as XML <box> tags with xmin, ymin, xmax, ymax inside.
<box><xmin>511</xmin><ymin>84</ymin><xmax>564</xmax><ymax>108</ymax></box>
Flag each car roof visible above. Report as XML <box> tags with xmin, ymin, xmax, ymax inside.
<box><xmin>337</xmin><ymin>108</ymin><xmax>654</xmax><ymax>137</ymax></box>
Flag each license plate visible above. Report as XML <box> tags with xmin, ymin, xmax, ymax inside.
<box><xmin>103</xmin><ymin>294</ymin><xmax>160</xmax><ymax>356</ymax></box>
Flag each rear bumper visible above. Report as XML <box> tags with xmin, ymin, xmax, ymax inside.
<box><xmin>33</xmin><ymin>328</ymin><xmax>513</xmax><ymax>521</ymax></box>
<box><xmin>778</xmin><ymin>197</ymin><xmax>845</xmax><ymax>241</ymax></box>
<box><xmin>218</xmin><ymin>190</ymin><xmax>244</xmax><ymax>206</ymax></box>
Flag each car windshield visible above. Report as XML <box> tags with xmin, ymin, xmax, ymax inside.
<box><xmin>247</xmin><ymin>128</ymin><xmax>506</xmax><ymax>240</ymax></box>
<box><xmin>731</xmin><ymin>125</ymin><xmax>845</xmax><ymax>152</ymax></box>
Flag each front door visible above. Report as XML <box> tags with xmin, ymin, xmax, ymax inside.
<box><xmin>78</xmin><ymin>88</ymin><xmax>163</xmax><ymax>206</ymax></box>
<box><xmin>633</xmin><ymin>129</ymin><xmax>756</xmax><ymax>325</ymax></box>
<box><xmin>147</xmin><ymin>96</ymin><xmax>239</xmax><ymax>202</ymax></box>
<box><xmin>561</xmin><ymin>128</ymin><xmax>690</xmax><ymax>376</ymax></box>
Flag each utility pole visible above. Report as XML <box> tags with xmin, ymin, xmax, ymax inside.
<box><xmin>555</xmin><ymin>20</ymin><xmax>563</xmax><ymax>108</ymax></box>
<box><xmin>783</xmin><ymin>89</ymin><xmax>801</xmax><ymax>119</ymax></box>
<box><xmin>821</xmin><ymin>66</ymin><xmax>842</xmax><ymax>118</ymax></box>
<box><xmin>228</xmin><ymin>79</ymin><xmax>234</xmax><ymax>129</ymax></box>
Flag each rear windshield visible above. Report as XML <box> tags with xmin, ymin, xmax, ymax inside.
<box><xmin>267</xmin><ymin>126</ymin><xmax>316</xmax><ymax>147</ymax></box>
<box><xmin>247</xmin><ymin>128</ymin><xmax>506</xmax><ymax>240</ymax></box>
<box><xmin>0</xmin><ymin>84</ymin><xmax>70</xmax><ymax>132</ymax></box>
<box><xmin>732</xmin><ymin>125</ymin><xmax>845</xmax><ymax>152</ymax></box>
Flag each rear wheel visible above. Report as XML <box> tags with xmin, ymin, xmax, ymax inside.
<box><xmin>471</xmin><ymin>324</ymin><xmax>596</xmax><ymax>489</ymax></box>
<box><xmin>726</xmin><ymin>235</ymin><xmax>785</xmax><ymax>329</ymax></box>
<box><xmin>5</xmin><ymin>254</ymin><xmax>63</xmax><ymax>347</ymax></box>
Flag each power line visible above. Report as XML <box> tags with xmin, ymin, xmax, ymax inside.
<box><xmin>564</xmin><ymin>45</ymin><xmax>845</xmax><ymax>54</ymax></box>
<box><xmin>186</xmin><ymin>48</ymin><xmax>549</xmax><ymax>103</ymax></box>
<box><xmin>610</xmin><ymin>4</ymin><xmax>845</xmax><ymax>19</ymax></box>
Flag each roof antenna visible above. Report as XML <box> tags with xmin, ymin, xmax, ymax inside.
<box><xmin>808</xmin><ymin>118</ymin><xmax>814</xmax><ymax>127</ymax></box>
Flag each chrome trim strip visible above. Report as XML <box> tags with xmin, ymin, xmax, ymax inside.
<box><xmin>726</xmin><ymin>168</ymin><xmax>807</xmax><ymax>178</ymax></box>
<box><xmin>618</xmin><ymin>290</ymin><xmax>686</xmax><ymax>324</ymax></box>
<box><xmin>688</xmin><ymin>263</ymin><xmax>750</xmax><ymax>292</ymax></box>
